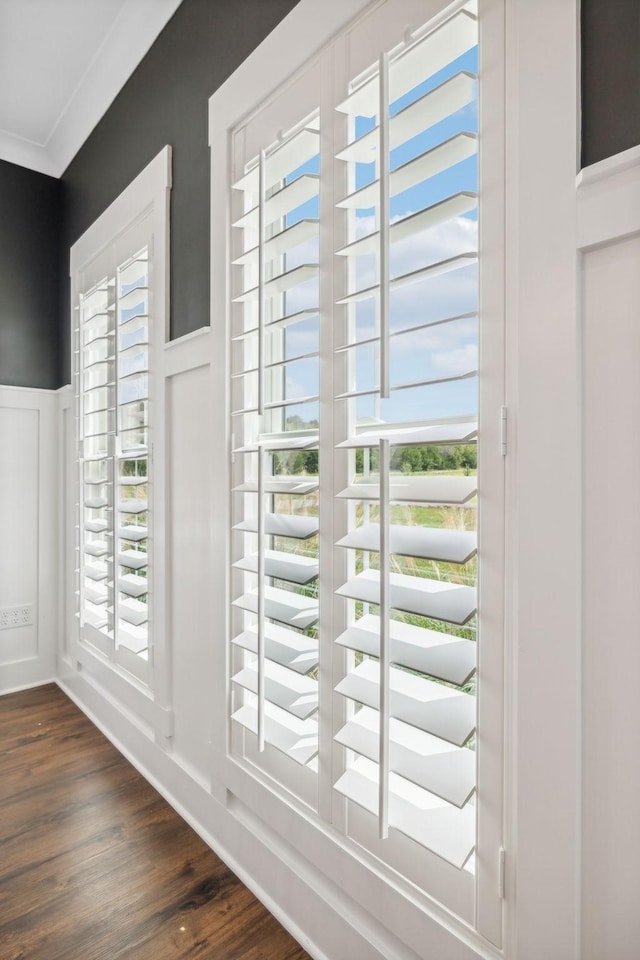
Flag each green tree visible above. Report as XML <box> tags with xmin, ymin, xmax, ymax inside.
<box><xmin>303</xmin><ymin>450</ymin><xmax>318</xmax><ymax>474</ymax></box>
<box><xmin>421</xmin><ymin>446</ymin><xmax>444</xmax><ymax>471</ymax></box>
<box><xmin>443</xmin><ymin>445</ymin><xmax>462</xmax><ymax>469</ymax></box>
<box><xmin>400</xmin><ymin>447</ymin><xmax>422</xmax><ymax>473</ymax></box>
<box><xmin>290</xmin><ymin>452</ymin><xmax>306</xmax><ymax>474</ymax></box>
<box><xmin>459</xmin><ymin>444</ymin><xmax>477</xmax><ymax>473</ymax></box>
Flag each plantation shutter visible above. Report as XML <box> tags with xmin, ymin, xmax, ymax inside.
<box><xmin>223</xmin><ymin>2</ymin><xmax>506</xmax><ymax>926</ymax></box>
<box><xmin>230</xmin><ymin>92</ymin><xmax>322</xmax><ymax>778</ymax></box>
<box><xmin>115</xmin><ymin>253</ymin><xmax>151</xmax><ymax>665</ymax></box>
<box><xmin>331</xmin><ymin>5</ymin><xmax>480</xmax><ymax>869</ymax></box>
<box><xmin>78</xmin><ymin>278</ymin><xmax>116</xmax><ymax>641</ymax></box>
<box><xmin>76</xmin><ymin>237</ymin><xmax>153</xmax><ymax>682</ymax></box>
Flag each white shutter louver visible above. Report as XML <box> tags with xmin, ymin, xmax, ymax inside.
<box><xmin>116</xmin><ymin>253</ymin><xmax>151</xmax><ymax>660</ymax></box>
<box><xmin>230</xmin><ymin>108</ymin><xmax>321</xmax><ymax>777</ymax></box>
<box><xmin>332</xmin><ymin>6</ymin><xmax>479</xmax><ymax>870</ymax></box>
<box><xmin>77</xmin><ymin>282</ymin><xmax>116</xmax><ymax>648</ymax></box>
<box><xmin>76</xmin><ymin>248</ymin><xmax>152</xmax><ymax>669</ymax></box>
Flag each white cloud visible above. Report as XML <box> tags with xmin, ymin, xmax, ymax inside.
<box><xmin>349</xmin><ymin>213</ymin><xmax>478</xmax><ymax>294</ymax></box>
<box><xmin>391</xmin><ymin>316</ymin><xmax>477</xmax><ymax>354</ymax></box>
<box><xmin>283</xmin><ymin>357</ymin><xmax>319</xmax><ymax>400</ymax></box>
<box><xmin>283</xmin><ymin>276</ymin><xmax>319</xmax><ymax>316</ymax></box>
<box><xmin>285</xmin><ymin>375</ymin><xmax>310</xmax><ymax>400</ymax></box>
<box><xmin>283</xmin><ymin>326</ymin><xmax>319</xmax><ymax>358</ymax></box>
<box><xmin>283</xmin><ymin>235</ymin><xmax>319</xmax><ymax>271</ymax></box>
<box><xmin>430</xmin><ymin>343</ymin><xmax>478</xmax><ymax>376</ymax></box>
<box><xmin>354</xmin><ymin>216</ymin><xmax>377</xmax><ymax>241</ymax></box>
<box><xmin>390</xmin><ymin>214</ymin><xmax>477</xmax><ymax>277</ymax></box>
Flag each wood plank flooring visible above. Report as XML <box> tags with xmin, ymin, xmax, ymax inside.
<box><xmin>0</xmin><ymin>684</ymin><xmax>312</xmax><ymax>960</ymax></box>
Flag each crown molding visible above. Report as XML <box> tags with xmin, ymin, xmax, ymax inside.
<box><xmin>0</xmin><ymin>129</ymin><xmax>58</xmax><ymax>177</ymax></box>
<box><xmin>0</xmin><ymin>0</ymin><xmax>182</xmax><ymax>179</ymax></box>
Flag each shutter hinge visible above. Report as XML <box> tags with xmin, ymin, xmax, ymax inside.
<box><xmin>498</xmin><ymin>847</ymin><xmax>506</xmax><ymax>899</ymax></box>
<box><xmin>500</xmin><ymin>405</ymin><xmax>508</xmax><ymax>456</ymax></box>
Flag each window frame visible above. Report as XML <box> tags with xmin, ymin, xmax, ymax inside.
<box><xmin>210</xmin><ymin>0</ymin><xmax>505</xmax><ymax>949</ymax></box>
<box><xmin>68</xmin><ymin>145</ymin><xmax>171</xmax><ymax>714</ymax></box>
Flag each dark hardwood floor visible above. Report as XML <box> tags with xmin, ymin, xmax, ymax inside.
<box><xmin>0</xmin><ymin>683</ymin><xmax>312</xmax><ymax>960</ymax></box>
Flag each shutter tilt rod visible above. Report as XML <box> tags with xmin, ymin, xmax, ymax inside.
<box><xmin>257</xmin><ymin>151</ymin><xmax>267</xmax><ymax>748</ymax></box>
<box><xmin>257</xmin><ymin>149</ymin><xmax>266</xmax><ymax>417</ymax></box>
<box><xmin>257</xmin><ymin>446</ymin><xmax>266</xmax><ymax>751</ymax></box>
<box><xmin>379</xmin><ymin>52</ymin><xmax>390</xmax><ymax>401</ymax></box>
<box><xmin>378</xmin><ymin>438</ymin><xmax>391</xmax><ymax>839</ymax></box>
<box><xmin>111</xmin><ymin>277</ymin><xmax>119</xmax><ymax>645</ymax></box>
<box><xmin>77</xmin><ymin>309</ymin><xmax>85</xmax><ymax>630</ymax></box>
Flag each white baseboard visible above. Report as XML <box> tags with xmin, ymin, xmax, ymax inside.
<box><xmin>0</xmin><ymin>674</ymin><xmax>56</xmax><ymax>697</ymax></box>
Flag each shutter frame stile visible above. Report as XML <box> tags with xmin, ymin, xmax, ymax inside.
<box><xmin>257</xmin><ymin>447</ymin><xmax>266</xmax><ymax>751</ymax></box>
<box><xmin>379</xmin><ymin>52</ymin><xmax>391</xmax><ymax>401</ymax></box>
<box><xmin>379</xmin><ymin>438</ymin><xmax>391</xmax><ymax>840</ymax></box>
<box><xmin>257</xmin><ymin>149</ymin><xmax>265</xmax><ymax>417</ymax></box>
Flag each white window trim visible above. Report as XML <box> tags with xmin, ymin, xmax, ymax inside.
<box><xmin>210</xmin><ymin>2</ymin><xmax>508</xmax><ymax>955</ymax></box>
<box><xmin>67</xmin><ymin>145</ymin><xmax>172</xmax><ymax>736</ymax></box>
<box><xmin>503</xmin><ymin>1</ymin><xmax>581</xmax><ymax>958</ymax></box>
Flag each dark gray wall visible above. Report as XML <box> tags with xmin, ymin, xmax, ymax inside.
<box><xmin>581</xmin><ymin>0</ymin><xmax>640</xmax><ymax>168</ymax></box>
<box><xmin>0</xmin><ymin>161</ymin><xmax>61</xmax><ymax>389</ymax></box>
<box><xmin>59</xmin><ymin>0</ymin><xmax>299</xmax><ymax>385</ymax></box>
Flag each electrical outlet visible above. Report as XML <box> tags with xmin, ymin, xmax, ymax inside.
<box><xmin>0</xmin><ymin>604</ymin><xmax>34</xmax><ymax>630</ymax></box>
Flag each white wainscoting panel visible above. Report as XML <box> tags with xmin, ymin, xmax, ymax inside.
<box><xmin>166</xmin><ymin>350</ymin><xmax>215</xmax><ymax>783</ymax></box>
<box><xmin>582</xmin><ymin>234</ymin><xmax>640</xmax><ymax>960</ymax></box>
<box><xmin>58</xmin><ymin>386</ymin><xmax>74</xmax><ymax>665</ymax></box>
<box><xmin>0</xmin><ymin>386</ymin><xmax>57</xmax><ymax>693</ymax></box>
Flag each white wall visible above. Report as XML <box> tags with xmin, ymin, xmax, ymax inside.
<box><xmin>0</xmin><ymin>386</ymin><xmax>58</xmax><ymax>693</ymax></box>
<box><xmin>164</xmin><ymin>333</ymin><xmax>215</xmax><ymax>782</ymax></box>
<box><xmin>579</xmin><ymin>155</ymin><xmax>640</xmax><ymax>960</ymax></box>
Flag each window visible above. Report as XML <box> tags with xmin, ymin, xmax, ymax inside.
<box><xmin>221</xmin><ymin>0</ymin><xmax>504</xmax><ymax>936</ymax></box>
<box><xmin>70</xmin><ymin>147</ymin><xmax>171</xmax><ymax>689</ymax></box>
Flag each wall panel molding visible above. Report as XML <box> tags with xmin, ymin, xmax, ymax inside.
<box><xmin>577</xmin><ymin>112</ymin><xmax>640</xmax><ymax>960</ymax></box>
<box><xmin>581</xmin><ymin>235</ymin><xmax>640</xmax><ymax>960</ymax></box>
<box><xmin>577</xmin><ymin>148</ymin><xmax>640</xmax><ymax>251</ymax></box>
<box><xmin>0</xmin><ymin>386</ymin><xmax>58</xmax><ymax>693</ymax></box>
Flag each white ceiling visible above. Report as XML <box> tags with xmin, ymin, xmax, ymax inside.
<box><xmin>0</xmin><ymin>0</ymin><xmax>183</xmax><ymax>178</ymax></box>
